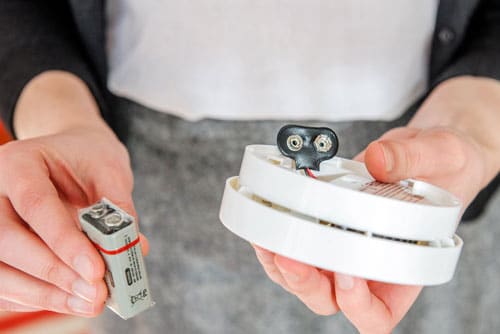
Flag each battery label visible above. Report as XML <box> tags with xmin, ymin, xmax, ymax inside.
<box><xmin>124</xmin><ymin>234</ymin><xmax>143</xmax><ymax>285</ymax></box>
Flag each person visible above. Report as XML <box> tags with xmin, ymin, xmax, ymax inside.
<box><xmin>0</xmin><ymin>1</ymin><xmax>499</xmax><ymax>333</ymax></box>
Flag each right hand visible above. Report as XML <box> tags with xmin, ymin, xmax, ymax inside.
<box><xmin>0</xmin><ymin>124</ymin><xmax>146</xmax><ymax>316</ymax></box>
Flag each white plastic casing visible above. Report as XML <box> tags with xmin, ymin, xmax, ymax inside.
<box><xmin>219</xmin><ymin>145</ymin><xmax>464</xmax><ymax>285</ymax></box>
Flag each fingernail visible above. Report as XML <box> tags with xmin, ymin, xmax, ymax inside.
<box><xmin>73</xmin><ymin>255</ymin><xmax>94</xmax><ymax>282</ymax></box>
<box><xmin>335</xmin><ymin>273</ymin><xmax>354</xmax><ymax>290</ymax></box>
<box><xmin>68</xmin><ymin>296</ymin><xmax>93</xmax><ymax>315</ymax></box>
<box><xmin>254</xmin><ymin>247</ymin><xmax>270</xmax><ymax>260</ymax></box>
<box><xmin>277</xmin><ymin>264</ymin><xmax>301</xmax><ymax>282</ymax></box>
<box><xmin>72</xmin><ymin>279</ymin><xmax>97</xmax><ymax>302</ymax></box>
<box><xmin>283</xmin><ymin>273</ymin><xmax>300</xmax><ymax>282</ymax></box>
<box><xmin>379</xmin><ymin>143</ymin><xmax>394</xmax><ymax>172</ymax></box>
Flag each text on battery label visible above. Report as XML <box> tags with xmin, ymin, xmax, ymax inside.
<box><xmin>360</xmin><ymin>181</ymin><xmax>424</xmax><ymax>203</ymax></box>
<box><xmin>124</xmin><ymin>234</ymin><xmax>143</xmax><ymax>285</ymax></box>
<box><xmin>130</xmin><ymin>289</ymin><xmax>149</xmax><ymax>305</ymax></box>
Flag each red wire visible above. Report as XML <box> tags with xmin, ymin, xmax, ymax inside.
<box><xmin>305</xmin><ymin>168</ymin><xmax>317</xmax><ymax>179</ymax></box>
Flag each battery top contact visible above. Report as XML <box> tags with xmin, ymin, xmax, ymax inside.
<box><xmin>81</xmin><ymin>202</ymin><xmax>133</xmax><ymax>235</ymax></box>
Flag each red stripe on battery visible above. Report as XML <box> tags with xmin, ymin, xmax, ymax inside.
<box><xmin>93</xmin><ymin>236</ymin><xmax>141</xmax><ymax>255</ymax></box>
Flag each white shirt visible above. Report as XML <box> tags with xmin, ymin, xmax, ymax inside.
<box><xmin>106</xmin><ymin>1</ymin><xmax>438</xmax><ymax>121</ymax></box>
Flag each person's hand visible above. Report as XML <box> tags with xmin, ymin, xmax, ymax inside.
<box><xmin>0</xmin><ymin>71</ymin><xmax>149</xmax><ymax>317</ymax></box>
<box><xmin>0</xmin><ymin>126</ymin><xmax>149</xmax><ymax>316</ymax></box>
<box><xmin>254</xmin><ymin>126</ymin><xmax>485</xmax><ymax>333</ymax></box>
<box><xmin>254</xmin><ymin>76</ymin><xmax>500</xmax><ymax>333</ymax></box>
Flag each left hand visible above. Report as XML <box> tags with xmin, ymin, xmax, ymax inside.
<box><xmin>253</xmin><ymin>76</ymin><xmax>500</xmax><ymax>334</ymax></box>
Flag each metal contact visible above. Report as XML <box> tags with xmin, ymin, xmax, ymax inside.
<box><xmin>313</xmin><ymin>134</ymin><xmax>332</xmax><ymax>152</ymax></box>
<box><xmin>104</xmin><ymin>212</ymin><xmax>124</xmax><ymax>227</ymax></box>
<box><xmin>89</xmin><ymin>202</ymin><xmax>107</xmax><ymax>219</ymax></box>
<box><xmin>286</xmin><ymin>135</ymin><xmax>303</xmax><ymax>151</ymax></box>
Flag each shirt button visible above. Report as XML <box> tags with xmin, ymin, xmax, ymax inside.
<box><xmin>438</xmin><ymin>27</ymin><xmax>455</xmax><ymax>44</ymax></box>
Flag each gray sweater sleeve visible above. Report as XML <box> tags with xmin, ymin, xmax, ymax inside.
<box><xmin>432</xmin><ymin>0</ymin><xmax>500</xmax><ymax>86</ymax></box>
<box><xmin>0</xmin><ymin>0</ymin><xmax>108</xmax><ymax>137</ymax></box>
<box><xmin>432</xmin><ymin>0</ymin><xmax>500</xmax><ymax>221</ymax></box>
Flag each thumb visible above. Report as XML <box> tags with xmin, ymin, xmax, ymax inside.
<box><xmin>364</xmin><ymin>129</ymin><xmax>467</xmax><ymax>184</ymax></box>
<box><xmin>91</xmin><ymin>166</ymin><xmax>137</xmax><ymax>220</ymax></box>
<box><xmin>90</xmin><ymin>167</ymin><xmax>150</xmax><ymax>256</ymax></box>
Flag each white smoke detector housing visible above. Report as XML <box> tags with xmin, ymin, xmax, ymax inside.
<box><xmin>219</xmin><ymin>145</ymin><xmax>463</xmax><ymax>286</ymax></box>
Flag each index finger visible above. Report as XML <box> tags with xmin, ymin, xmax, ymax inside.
<box><xmin>0</xmin><ymin>161</ymin><xmax>105</xmax><ymax>283</ymax></box>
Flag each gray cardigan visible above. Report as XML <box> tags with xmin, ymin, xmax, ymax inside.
<box><xmin>0</xmin><ymin>0</ymin><xmax>499</xmax><ymax>219</ymax></box>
